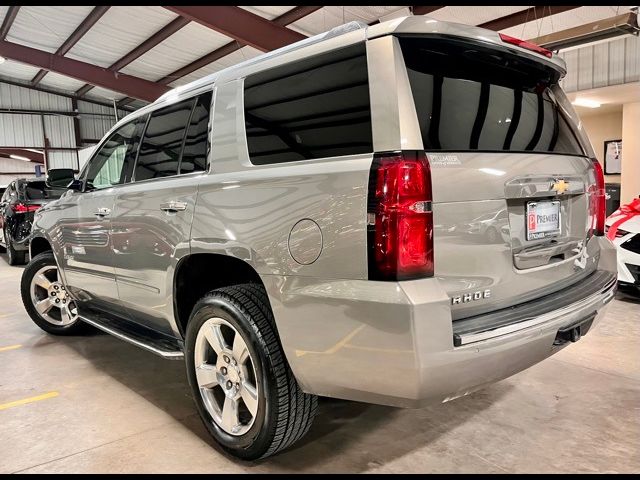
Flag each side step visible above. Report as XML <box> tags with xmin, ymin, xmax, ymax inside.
<box><xmin>80</xmin><ymin>311</ymin><xmax>184</xmax><ymax>360</ymax></box>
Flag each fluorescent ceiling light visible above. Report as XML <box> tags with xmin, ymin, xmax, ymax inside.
<box><xmin>572</xmin><ymin>98</ymin><xmax>601</xmax><ymax>109</ymax></box>
<box><xmin>0</xmin><ymin>56</ymin><xmax>5</xmax><ymax>64</ymax></box>
<box><xmin>532</xmin><ymin>11</ymin><xmax>639</xmax><ymax>52</ymax></box>
<box><xmin>10</xmin><ymin>154</ymin><xmax>31</xmax><ymax>161</ymax></box>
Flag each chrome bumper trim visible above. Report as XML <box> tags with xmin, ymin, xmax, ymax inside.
<box><xmin>456</xmin><ymin>277</ymin><xmax>616</xmax><ymax>346</ymax></box>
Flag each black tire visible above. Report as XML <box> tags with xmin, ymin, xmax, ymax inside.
<box><xmin>5</xmin><ymin>228</ymin><xmax>26</xmax><ymax>265</ymax></box>
<box><xmin>185</xmin><ymin>283</ymin><xmax>317</xmax><ymax>460</ymax></box>
<box><xmin>21</xmin><ymin>251</ymin><xmax>88</xmax><ymax>335</ymax></box>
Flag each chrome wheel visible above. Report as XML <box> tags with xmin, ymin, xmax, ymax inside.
<box><xmin>194</xmin><ymin>317</ymin><xmax>259</xmax><ymax>436</ymax></box>
<box><xmin>29</xmin><ymin>265</ymin><xmax>78</xmax><ymax>326</ymax></box>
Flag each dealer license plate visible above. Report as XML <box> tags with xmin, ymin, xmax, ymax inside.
<box><xmin>526</xmin><ymin>200</ymin><xmax>560</xmax><ymax>241</ymax></box>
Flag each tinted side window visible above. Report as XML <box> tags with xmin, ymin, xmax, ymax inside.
<box><xmin>244</xmin><ymin>43</ymin><xmax>372</xmax><ymax>165</ymax></box>
<box><xmin>85</xmin><ymin>118</ymin><xmax>144</xmax><ymax>191</ymax></box>
<box><xmin>180</xmin><ymin>91</ymin><xmax>212</xmax><ymax>174</ymax></box>
<box><xmin>135</xmin><ymin>99</ymin><xmax>194</xmax><ymax>181</ymax></box>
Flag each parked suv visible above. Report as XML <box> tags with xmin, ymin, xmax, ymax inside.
<box><xmin>0</xmin><ymin>178</ymin><xmax>65</xmax><ymax>265</ymax></box>
<box><xmin>21</xmin><ymin>18</ymin><xmax>617</xmax><ymax>460</ymax></box>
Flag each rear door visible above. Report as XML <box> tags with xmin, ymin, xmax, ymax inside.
<box><xmin>397</xmin><ymin>35</ymin><xmax>599</xmax><ymax>318</ymax></box>
<box><xmin>111</xmin><ymin>91</ymin><xmax>212</xmax><ymax>335</ymax></box>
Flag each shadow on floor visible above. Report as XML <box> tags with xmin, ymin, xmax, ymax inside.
<box><xmin>615</xmin><ymin>290</ymin><xmax>640</xmax><ymax>304</ymax></box>
<box><xmin>53</xmin><ymin>328</ymin><xmax>510</xmax><ymax>471</ymax></box>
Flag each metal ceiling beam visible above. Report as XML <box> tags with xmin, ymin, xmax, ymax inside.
<box><xmin>479</xmin><ymin>6</ymin><xmax>581</xmax><ymax>31</ymax></box>
<box><xmin>156</xmin><ymin>6</ymin><xmax>320</xmax><ymax>86</ymax></box>
<box><xmin>0</xmin><ymin>78</ymin><xmax>136</xmax><ymax>112</ymax></box>
<box><xmin>0</xmin><ymin>6</ymin><xmax>20</xmax><ymax>40</ymax></box>
<box><xmin>412</xmin><ymin>6</ymin><xmax>445</xmax><ymax>16</ymax></box>
<box><xmin>76</xmin><ymin>15</ymin><xmax>190</xmax><ymax>98</ymax></box>
<box><xmin>118</xmin><ymin>6</ymin><xmax>321</xmax><ymax>108</ymax></box>
<box><xmin>165</xmin><ymin>6</ymin><xmax>306</xmax><ymax>52</ymax></box>
<box><xmin>31</xmin><ymin>6</ymin><xmax>110</xmax><ymax>86</ymax></box>
<box><xmin>0</xmin><ymin>39</ymin><xmax>170</xmax><ymax>102</ymax></box>
<box><xmin>271</xmin><ymin>5</ymin><xmax>322</xmax><ymax>25</ymax></box>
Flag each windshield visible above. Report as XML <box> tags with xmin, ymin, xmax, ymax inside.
<box><xmin>399</xmin><ymin>35</ymin><xmax>585</xmax><ymax>156</ymax></box>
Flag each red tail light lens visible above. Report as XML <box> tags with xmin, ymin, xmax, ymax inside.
<box><xmin>12</xmin><ymin>203</ymin><xmax>39</xmax><ymax>213</ymax></box>
<box><xmin>499</xmin><ymin>33</ymin><xmax>553</xmax><ymax>58</ymax></box>
<box><xmin>589</xmin><ymin>158</ymin><xmax>606</xmax><ymax>236</ymax></box>
<box><xmin>367</xmin><ymin>151</ymin><xmax>433</xmax><ymax>280</ymax></box>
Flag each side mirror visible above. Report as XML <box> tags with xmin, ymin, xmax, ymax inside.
<box><xmin>67</xmin><ymin>179</ymin><xmax>84</xmax><ymax>192</ymax></box>
<box><xmin>45</xmin><ymin>168</ymin><xmax>76</xmax><ymax>188</ymax></box>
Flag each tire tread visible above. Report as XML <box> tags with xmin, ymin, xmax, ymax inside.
<box><xmin>199</xmin><ymin>283</ymin><xmax>317</xmax><ymax>458</ymax></box>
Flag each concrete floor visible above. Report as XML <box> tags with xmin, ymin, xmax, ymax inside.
<box><xmin>0</xmin><ymin>257</ymin><xmax>638</xmax><ymax>474</ymax></box>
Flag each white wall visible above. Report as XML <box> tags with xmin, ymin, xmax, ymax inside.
<box><xmin>621</xmin><ymin>102</ymin><xmax>640</xmax><ymax>204</ymax></box>
<box><xmin>580</xmin><ymin>110</ymin><xmax>623</xmax><ymax>183</ymax></box>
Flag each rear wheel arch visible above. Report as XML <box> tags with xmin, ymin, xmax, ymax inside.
<box><xmin>174</xmin><ymin>253</ymin><xmax>273</xmax><ymax>338</ymax></box>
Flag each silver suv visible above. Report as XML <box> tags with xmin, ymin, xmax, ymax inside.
<box><xmin>21</xmin><ymin>17</ymin><xmax>617</xmax><ymax>459</ymax></box>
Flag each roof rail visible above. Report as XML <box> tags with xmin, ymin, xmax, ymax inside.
<box><xmin>156</xmin><ymin>21</ymin><xmax>369</xmax><ymax>103</ymax></box>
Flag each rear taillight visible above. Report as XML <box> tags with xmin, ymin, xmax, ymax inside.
<box><xmin>12</xmin><ymin>203</ymin><xmax>39</xmax><ymax>214</ymax></box>
<box><xmin>589</xmin><ymin>159</ymin><xmax>606</xmax><ymax>236</ymax></box>
<box><xmin>367</xmin><ymin>151</ymin><xmax>433</xmax><ymax>281</ymax></box>
<box><xmin>499</xmin><ymin>33</ymin><xmax>553</xmax><ymax>58</ymax></box>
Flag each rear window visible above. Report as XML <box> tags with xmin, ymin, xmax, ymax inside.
<box><xmin>244</xmin><ymin>43</ymin><xmax>372</xmax><ymax>165</ymax></box>
<box><xmin>399</xmin><ymin>36</ymin><xmax>585</xmax><ymax>156</ymax></box>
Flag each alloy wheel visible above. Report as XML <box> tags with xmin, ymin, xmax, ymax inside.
<box><xmin>29</xmin><ymin>265</ymin><xmax>78</xmax><ymax>325</ymax></box>
<box><xmin>194</xmin><ymin>317</ymin><xmax>259</xmax><ymax>436</ymax></box>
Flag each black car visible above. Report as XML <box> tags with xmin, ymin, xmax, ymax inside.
<box><xmin>0</xmin><ymin>178</ymin><xmax>66</xmax><ymax>265</ymax></box>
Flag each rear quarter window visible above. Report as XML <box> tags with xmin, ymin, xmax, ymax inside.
<box><xmin>243</xmin><ymin>43</ymin><xmax>372</xmax><ymax>165</ymax></box>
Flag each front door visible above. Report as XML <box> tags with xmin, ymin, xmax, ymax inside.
<box><xmin>59</xmin><ymin>118</ymin><xmax>144</xmax><ymax>313</ymax></box>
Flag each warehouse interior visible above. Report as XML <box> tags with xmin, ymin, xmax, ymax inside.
<box><xmin>0</xmin><ymin>5</ymin><xmax>639</xmax><ymax>474</ymax></box>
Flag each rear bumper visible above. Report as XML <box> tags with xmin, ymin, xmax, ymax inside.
<box><xmin>265</xmin><ymin>237</ymin><xmax>617</xmax><ymax>408</ymax></box>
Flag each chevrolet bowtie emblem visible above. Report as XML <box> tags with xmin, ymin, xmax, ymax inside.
<box><xmin>552</xmin><ymin>179</ymin><xmax>569</xmax><ymax>194</ymax></box>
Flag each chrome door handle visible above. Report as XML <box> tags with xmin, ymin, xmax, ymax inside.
<box><xmin>94</xmin><ymin>207</ymin><xmax>111</xmax><ymax>217</ymax></box>
<box><xmin>160</xmin><ymin>201</ymin><xmax>187</xmax><ymax>213</ymax></box>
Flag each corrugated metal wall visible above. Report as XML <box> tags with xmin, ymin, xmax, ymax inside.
<box><xmin>0</xmin><ymin>81</ymin><xmax>128</xmax><ymax>174</ymax></box>
<box><xmin>0</xmin><ymin>114</ymin><xmax>43</xmax><ymax>147</ymax></box>
<box><xmin>0</xmin><ymin>83</ymin><xmax>71</xmax><ymax>111</ymax></box>
<box><xmin>77</xmin><ymin>100</ymin><xmax>128</xmax><ymax>141</ymax></box>
<box><xmin>43</xmin><ymin>115</ymin><xmax>75</xmax><ymax>148</ymax></box>
<box><xmin>47</xmin><ymin>151</ymin><xmax>78</xmax><ymax>170</ymax></box>
<box><xmin>560</xmin><ymin>35</ymin><xmax>640</xmax><ymax>93</ymax></box>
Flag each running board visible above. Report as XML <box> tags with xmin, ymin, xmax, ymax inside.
<box><xmin>79</xmin><ymin>313</ymin><xmax>184</xmax><ymax>360</ymax></box>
